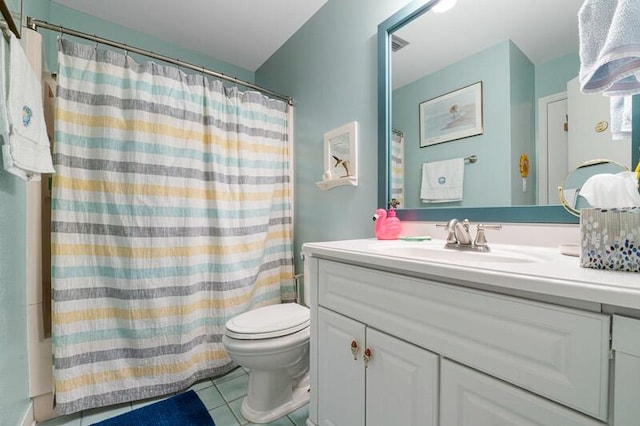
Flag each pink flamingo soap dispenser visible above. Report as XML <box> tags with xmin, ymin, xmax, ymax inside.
<box><xmin>373</xmin><ymin>203</ymin><xmax>402</xmax><ymax>240</ymax></box>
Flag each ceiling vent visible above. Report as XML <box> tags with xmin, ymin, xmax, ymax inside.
<box><xmin>391</xmin><ymin>34</ymin><xmax>409</xmax><ymax>52</ymax></box>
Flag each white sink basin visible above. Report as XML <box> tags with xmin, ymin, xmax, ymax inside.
<box><xmin>370</xmin><ymin>243</ymin><xmax>545</xmax><ymax>264</ymax></box>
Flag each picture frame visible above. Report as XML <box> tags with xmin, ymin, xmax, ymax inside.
<box><xmin>0</xmin><ymin>0</ymin><xmax>22</xmax><ymax>38</ymax></box>
<box><xmin>419</xmin><ymin>81</ymin><xmax>483</xmax><ymax>147</ymax></box>
<box><xmin>315</xmin><ymin>121</ymin><xmax>358</xmax><ymax>190</ymax></box>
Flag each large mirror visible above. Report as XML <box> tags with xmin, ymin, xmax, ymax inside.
<box><xmin>378</xmin><ymin>0</ymin><xmax>640</xmax><ymax>223</ymax></box>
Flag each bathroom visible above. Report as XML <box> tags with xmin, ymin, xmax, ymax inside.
<box><xmin>2</xmin><ymin>0</ymin><xmax>639</xmax><ymax>425</ymax></box>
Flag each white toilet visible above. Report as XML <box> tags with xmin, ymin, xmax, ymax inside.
<box><xmin>222</xmin><ymin>295</ymin><xmax>310</xmax><ymax>424</ymax></box>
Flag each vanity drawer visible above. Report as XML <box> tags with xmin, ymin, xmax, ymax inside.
<box><xmin>318</xmin><ymin>259</ymin><xmax>610</xmax><ymax>420</ymax></box>
<box><xmin>441</xmin><ymin>360</ymin><xmax>605</xmax><ymax>426</ymax></box>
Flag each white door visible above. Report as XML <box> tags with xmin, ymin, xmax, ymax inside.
<box><xmin>567</xmin><ymin>76</ymin><xmax>631</xmax><ymax>169</ymax></box>
<box><xmin>537</xmin><ymin>92</ymin><xmax>569</xmax><ymax>205</ymax></box>
<box><xmin>365</xmin><ymin>328</ymin><xmax>439</xmax><ymax>426</ymax></box>
<box><xmin>318</xmin><ymin>307</ymin><xmax>365</xmax><ymax>426</ymax></box>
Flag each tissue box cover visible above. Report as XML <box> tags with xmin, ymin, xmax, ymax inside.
<box><xmin>580</xmin><ymin>207</ymin><xmax>640</xmax><ymax>272</ymax></box>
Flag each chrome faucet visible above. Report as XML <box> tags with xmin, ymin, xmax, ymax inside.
<box><xmin>445</xmin><ymin>218</ymin><xmax>473</xmax><ymax>245</ymax></box>
<box><xmin>438</xmin><ymin>219</ymin><xmax>501</xmax><ymax>252</ymax></box>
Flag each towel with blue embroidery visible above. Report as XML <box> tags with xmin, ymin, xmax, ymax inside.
<box><xmin>2</xmin><ymin>33</ymin><xmax>55</xmax><ymax>180</ymax></box>
<box><xmin>420</xmin><ymin>158</ymin><xmax>464</xmax><ymax>203</ymax></box>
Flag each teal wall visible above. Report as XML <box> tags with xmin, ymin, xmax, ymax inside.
<box><xmin>535</xmin><ymin>52</ymin><xmax>580</xmax><ymax>100</ymax></box>
<box><xmin>256</xmin><ymin>0</ymin><xmax>413</xmax><ymax>270</ymax></box>
<box><xmin>0</xmin><ymin>153</ymin><xmax>29</xmax><ymax>426</ymax></box>
<box><xmin>391</xmin><ymin>41</ymin><xmax>513</xmax><ymax>208</ymax></box>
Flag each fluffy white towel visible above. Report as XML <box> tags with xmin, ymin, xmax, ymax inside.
<box><xmin>610</xmin><ymin>96</ymin><xmax>632</xmax><ymax>140</ymax></box>
<box><xmin>579</xmin><ymin>0</ymin><xmax>640</xmax><ymax>96</ymax></box>
<box><xmin>0</xmin><ymin>37</ymin><xmax>29</xmax><ymax>180</ymax></box>
<box><xmin>579</xmin><ymin>171</ymin><xmax>640</xmax><ymax>208</ymax></box>
<box><xmin>3</xmin><ymin>33</ymin><xmax>55</xmax><ymax>180</ymax></box>
<box><xmin>420</xmin><ymin>158</ymin><xmax>464</xmax><ymax>203</ymax></box>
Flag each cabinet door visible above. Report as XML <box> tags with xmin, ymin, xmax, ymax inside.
<box><xmin>441</xmin><ymin>360</ymin><xmax>604</xmax><ymax>426</ymax></box>
<box><xmin>318</xmin><ymin>307</ymin><xmax>365</xmax><ymax>426</ymax></box>
<box><xmin>365</xmin><ymin>328</ymin><xmax>438</xmax><ymax>426</ymax></box>
<box><xmin>612</xmin><ymin>315</ymin><xmax>640</xmax><ymax>426</ymax></box>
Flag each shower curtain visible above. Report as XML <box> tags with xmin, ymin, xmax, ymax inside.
<box><xmin>51</xmin><ymin>38</ymin><xmax>295</xmax><ymax>414</ymax></box>
<box><xmin>391</xmin><ymin>130</ymin><xmax>404</xmax><ymax>207</ymax></box>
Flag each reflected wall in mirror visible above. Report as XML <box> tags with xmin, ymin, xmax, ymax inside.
<box><xmin>379</xmin><ymin>0</ymin><xmax>640</xmax><ymax>223</ymax></box>
<box><xmin>0</xmin><ymin>0</ymin><xmax>22</xmax><ymax>38</ymax></box>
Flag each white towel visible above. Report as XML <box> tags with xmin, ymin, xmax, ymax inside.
<box><xmin>610</xmin><ymin>95</ymin><xmax>632</xmax><ymax>140</ymax></box>
<box><xmin>0</xmin><ymin>37</ymin><xmax>30</xmax><ymax>180</ymax></box>
<box><xmin>420</xmin><ymin>158</ymin><xmax>464</xmax><ymax>203</ymax></box>
<box><xmin>3</xmin><ymin>33</ymin><xmax>55</xmax><ymax>180</ymax></box>
<box><xmin>579</xmin><ymin>0</ymin><xmax>640</xmax><ymax>96</ymax></box>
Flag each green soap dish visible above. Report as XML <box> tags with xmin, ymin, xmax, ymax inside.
<box><xmin>399</xmin><ymin>236</ymin><xmax>431</xmax><ymax>241</ymax></box>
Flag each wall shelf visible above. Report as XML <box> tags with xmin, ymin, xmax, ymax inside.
<box><xmin>315</xmin><ymin>176</ymin><xmax>358</xmax><ymax>191</ymax></box>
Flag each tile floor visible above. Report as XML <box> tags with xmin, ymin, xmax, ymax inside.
<box><xmin>37</xmin><ymin>367</ymin><xmax>309</xmax><ymax>426</ymax></box>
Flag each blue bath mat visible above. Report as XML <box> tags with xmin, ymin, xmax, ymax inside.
<box><xmin>92</xmin><ymin>390</ymin><xmax>215</xmax><ymax>426</ymax></box>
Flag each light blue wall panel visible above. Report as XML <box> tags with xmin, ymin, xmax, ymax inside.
<box><xmin>0</xmin><ymin>175</ymin><xmax>29</xmax><ymax>425</ymax></box>
<box><xmin>256</xmin><ymin>0</ymin><xmax>414</xmax><ymax>270</ymax></box>
<box><xmin>535</xmin><ymin>52</ymin><xmax>579</xmax><ymax>100</ymax></box>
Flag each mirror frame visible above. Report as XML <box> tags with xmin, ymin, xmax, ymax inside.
<box><xmin>378</xmin><ymin>0</ymin><xmax>640</xmax><ymax>224</ymax></box>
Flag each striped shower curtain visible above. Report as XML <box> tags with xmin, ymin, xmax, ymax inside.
<box><xmin>391</xmin><ymin>130</ymin><xmax>404</xmax><ymax>207</ymax></box>
<box><xmin>51</xmin><ymin>39</ymin><xmax>294</xmax><ymax>414</ymax></box>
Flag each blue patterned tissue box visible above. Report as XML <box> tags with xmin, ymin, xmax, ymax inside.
<box><xmin>580</xmin><ymin>207</ymin><xmax>640</xmax><ymax>272</ymax></box>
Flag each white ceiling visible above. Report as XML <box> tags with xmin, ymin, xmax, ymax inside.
<box><xmin>393</xmin><ymin>0</ymin><xmax>586</xmax><ymax>89</ymax></box>
<box><xmin>51</xmin><ymin>0</ymin><xmax>328</xmax><ymax>72</ymax></box>
<box><xmin>50</xmin><ymin>0</ymin><xmax>584</xmax><ymax>88</ymax></box>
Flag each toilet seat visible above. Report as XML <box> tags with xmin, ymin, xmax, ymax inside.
<box><xmin>225</xmin><ymin>303</ymin><xmax>310</xmax><ymax>340</ymax></box>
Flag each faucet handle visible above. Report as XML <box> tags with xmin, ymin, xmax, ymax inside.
<box><xmin>473</xmin><ymin>224</ymin><xmax>502</xmax><ymax>247</ymax></box>
<box><xmin>436</xmin><ymin>219</ymin><xmax>458</xmax><ymax>244</ymax></box>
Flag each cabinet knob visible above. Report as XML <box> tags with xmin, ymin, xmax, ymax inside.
<box><xmin>350</xmin><ymin>340</ymin><xmax>359</xmax><ymax>360</ymax></box>
<box><xmin>363</xmin><ymin>348</ymin><xmax>372</xmax><ymax>368</ymax></box>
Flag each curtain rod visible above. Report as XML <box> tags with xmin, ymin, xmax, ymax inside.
<box><xmin>26</xmin><ymin>17</ymin><xmax>293</xmax><ymax>106</ymax></box>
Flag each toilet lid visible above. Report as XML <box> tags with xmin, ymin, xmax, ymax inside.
<box><xmin>225</xmin><ymin>303</ymin><xmax>310</xmax><ymax>339</ymax></box>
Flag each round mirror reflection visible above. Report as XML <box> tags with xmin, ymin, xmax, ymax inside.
<box><xmin>557</xmin><ymin>159</ymin><xmax>629</xmax><ymax>217</ymax></box>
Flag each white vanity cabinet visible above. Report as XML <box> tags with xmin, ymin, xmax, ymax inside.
<box><xmin>317</xmin><ymin>307</ymin><xmax>438</xmax><ymax>426</ymax></box>
<box><xmin>302</xmin><ymin>239</ymin><xmax>631</xmax><ymax>426</ymax></box>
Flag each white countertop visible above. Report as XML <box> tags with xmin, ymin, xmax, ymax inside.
<box><xmin>302</xmin><ymin>238</ymin><xmax>640</xmax><ymax>310</ymax></box>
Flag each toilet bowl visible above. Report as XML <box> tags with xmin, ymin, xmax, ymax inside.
<box><xmin>222</xmin><ymin>303</ymin><xmax>311</xmax><ymax>424</ymax></box>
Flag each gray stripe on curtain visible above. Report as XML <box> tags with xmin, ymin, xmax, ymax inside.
<box><xmin>56</xmin><ymin>87</ymin><xmax>288</xmax><ymax>139</ymax></box>
<box><xmin>53</xmin><ymin>153</ymin><xmax>289</xmax><ymax>183</ymax></box>
<box><xmin>55</xmin><ymin>334</ymin><xmax>223</xmax><ymax>368</ymax></box>
<box><xmin>53</xmin><ymin>262</ymin><xmax>288</xmax><ymax>302</ymax></box>
<box><xmin>51</xmin><ymin>220</ymin><xmax>292</xmax><ymax>237</ymax></box>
